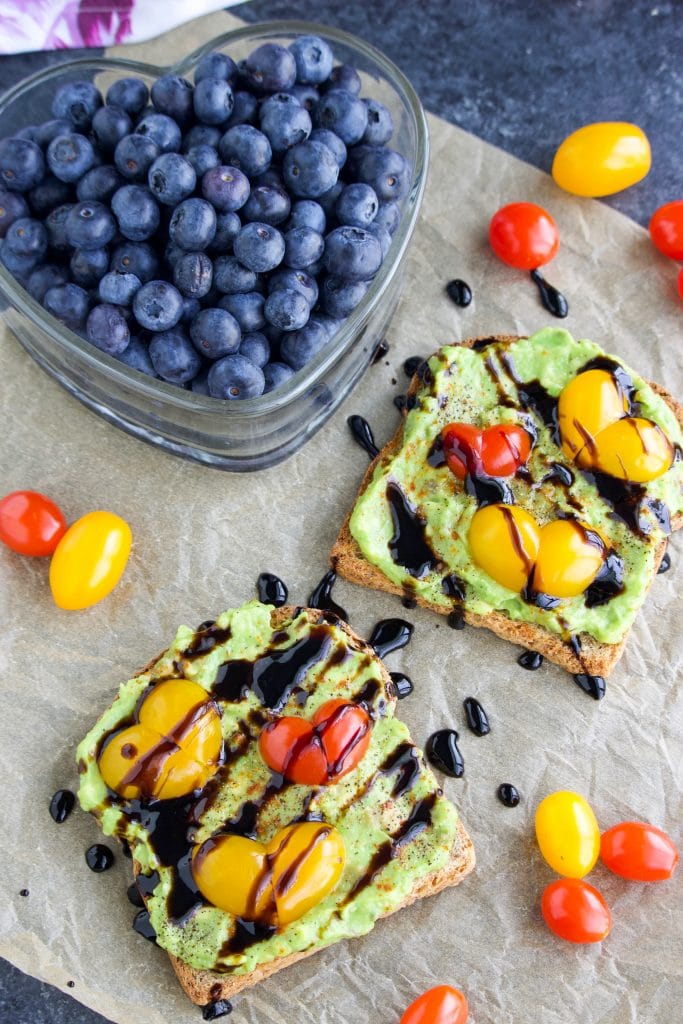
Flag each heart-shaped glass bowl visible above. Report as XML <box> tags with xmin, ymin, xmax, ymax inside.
<box><xmin>0</xmin><ymin>20</ymin><xmax>428</xmax><ymax>471</ymax></box>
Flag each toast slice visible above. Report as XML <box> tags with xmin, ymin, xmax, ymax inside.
<box><xmin>332</xmin><ymin>331</ymin><xmax>683</xmax><ymax>679</ymax></box>
<box><xmin>77</xmin><ymin>603</ymin><xmax>474</xmax><ymax>1009</ymax></box>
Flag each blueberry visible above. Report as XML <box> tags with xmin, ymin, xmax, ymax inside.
<box><xmin>65</xmin><ymin>201</ymin><xmax>116</xmax><ymax>249</ymax></box>
<box><xmin>282</xmin><ymin>140</ymin><xmax>338</xmax><ymax>198</ymax></box>
<box><xmin>218</xmin><ymin>125</ymin><xmax>272</xmax><ymax>177</ymax></box>
<box><xmin>110</xmin><ymin>241</ymin><xmax>158</xmax><ymax>282</ymax></box>
<box><xmin>208</xmin><ymin>353</ymin><xmax>265</xmax><ymax>399</ymax></box>
<box><xmin>224</xmin><ymin>91</ymin><xmax>259</xmax><ymax>128</ymax></box>
<box><xmin>43</xmin><ymin>282</ymin><xmax>89</xmax><ymax>325</ymax></box>
<box><xmin>34</xmin><ymin>119</ymin><xmax>72</xmax><ymax>148</ymax></box>
<box><xmin>182</xmin><ymin>124</ymin><xmax>222</xmax><ymax>150</ymax></box>
<box><xmin>77</xmin><ymin>164</ymin><xmax>122</xmax><ymax>203</ymax></box>
<box><xmin>4</xmin><ymin>217</ymin><xmax>48</xmax><ymax>265</ymax></box>
<box><xmin>243</xmin><ymin>185</ymin><xmax>291</xmax><ymax>226</ymax></box>
<box><xmin>45</xmin><ymin>203</ymin><xmax>73</xmax><ymax>251</ymax></box>
<box><xmin>169</xmin><ymin>197</ymin><xmax>217</xmax><ymax>251</ymax></box>
<box><xmin>99</xmin><ymin>270</ymin><xmax>141</xmax><ymax>306</ymax></box>
<box><xmin>149</xmin><ymin>328</ymin><xmax>202</xmax><ymax>384</ymax></box>
<box><xmin>133</xmin><ymin>279</ymin><xmax>183</xmax><ymax>331</ymax></box>
<box><xmin>92</xmin><ymin>104</ymin><xmax>132</xmax><ymax>152</ymax></box>
<box><xmin>0</xmin><ymin>242</ymin><xmax>34</xmax><ymax>278</ymax></box>
<box><xmin>52</xmin><ymin>81</ymin><xmax>102</xmax><ymax>130</ymax></box>
<box><xmin>0</xmin><ymin>137</ymin><xmax>45</xmax><ymax>192</ymax></box>
<box><xmin>27</xmin><ymin>263</ymin><xmax>68</xmax><ymax>302</ymax></box>
<box><xmin>111</xmin><ymin>185</ymin><xmax>160</xmax><ymax>241</ymax></box>
<box><xmin>324</xmin><ymin>225</ymin><xmax>382</xmax><ymax>281</ymax></box>
<box><xmin>308</xmin><ymin>128</ymin><xmax>346</xmax><ymax>168</ymax></box>
<box><xmin>283</xmin><ymin>226</ymin><xmax>324</xmax><ymax>269</ymax></box>
<box><xmin>287</xmin><ymin>84</ymin><xmax>320</xmax><ymax>112</ymax></box>
<box><xmin>180</xmin><ymin>296</ymin><xmax>201</xmax><ymax>324</ymax></box>
<box><xmin>209</xmin><ymin>211</ymin><xmax>241</xmax><ymax>253</ymax></box>
<box><xmin>286</xmin><ymin>199</ymin><xmax>326</xmax><ymax>234</ymax></box>
<box><xmin>162</xmin><ymin>240</ymin><xmax>185</xmax><ymax>265</ymax></box>
<box><xmin>264</xmin><ymin>288</ymin><xmax>310</xmax><ymax>331</ymax></box>
<box><xmin>316</xmin><ymin>180</ymin><xmax>344</xmax><ymax>217</ymax></box>
<box><xmin>70</xmin><ymin>246</ymin><xmax>109</xmax><ymax>286</ymax></box>
<box><xmin>173</xmin><ymin>251</ymin><xmax>213</xmax><ymax>298</ymax></box>
<box><xmin>86</xmin><ymin>303</ymin><xmax>130</xmax><ymax>355</ymax></box>
<box><xmin>366</xmin><ymin>221</ymin><xmax>392</xmax><ymax>258</ymax></box>
<box><xmin>280</xmin><ymin>319</ymin><xmax>329</xmax><ymax>370</ymax></box>
<box><xmin>314</xmin><ymin>313</ymin><xmax>345</xmax><ymax>338</ymax></box>
<box><xmin>193</xmin><ymin>78</ymin><xmax>234</xmax><ymax>126</ymax></box>
<box><xmin>355</xmin><ymin>146</ymin><xmax>410</xmax><ymax>201</ymax></box>
<box><xmin>238</xmin><ymin>331</ymin><xmax>270</xmax><ymax>368</ymax></box>
<box><xmin>374</xmin><ymin>201</ymin><xmax>401</xmax><ymax>235</ymax></box>
<box><xmin>244</xmin><ymin>44</ymin><xmax>296</xmax><ymax>93</ymax></box>
<box><xmin>147</xmin><ymin>153</ymin><xmax>196</xmax><ymax>206</ymax></box>
<box><xmin>321</xmin><ymin>274</ymin><xmax>370</xmax><ymax>317</ymax></box>
<box><xmin>201</xmin><ymin>165</ymin><xmax>250</xmax><ymax>212</ymax></box>
<box><xmin>106</xmin><ymin>78</ymin><xmax>149</xmax><ymax>117</ymax></box>
<box><xmin>47</xmin><ymin>133</ymin><xmax>96</xmax><ymax>183</ymax></box>
<box><xmin>324</xmin><ymin>65</ymin><xmax>362</xmax><ymax>96</ymax></box>
<box><xmin>260</xmin><ymin>96</ymin><xmax>311</xmax><ymax>152</ymax></box>
<box><xmin>213</xmin><ymin>255</ymin><xmax>257</xmax><ymax>294</ymax></box>
<box><xmin>263</xmin><ymin>360</ymin><xmax>295</xmax><ymax>392</ymax></box>
<box><xmin>335</xmin><ymin>183</ymin><xmax>378</xmax><ymax>228</ymax></box>
<box><xmin>191</xmin><ymin>371</ymin><xmax>210</xmax><ymax>394</ymax></box>
<box><xmin>189</xmin><ymin>307</ymin><xmax>241</xmax><ymax>359</ymax></box>
<box><xmin>289</xmin><ymin>36</ymin><xmax>334</xmax><ymax>85</ymax></box>
<box><xmin>233</xmin><ymin>222</ymin><xmax>285</xmax><ymax>273</ymax></box>
<box><xmin>151</xmin><ymin>75</ymin><xmax>194</xmax><ymax>125</ymax></box>
<box><xmin>269</xmin><ymin>267</ymin><xmax>318</xmax><ymax>307</ymax></box>
<box><xmin>315</xmin><ymin>89</ymin><xmax>367</xmax><ymax>145</ymax></box>
<box><xmin>15</xmin><ymin>126</ymin><xmax>39</xmax><ymax>143</ymax></box>
<box><xmin>116</xmin><ymin>336</ymin><xmax>156</xmax><ymax>376</ymax></box>
<box><xmin>27</xmin><ymin>176</ymin><xmax>72</xmax><ymax>217</ymax></box>
<box><xmin>135</xmin><ymin>112</ymin><xmax>182</xmax><ymax>153</ymax></box>
<box><xmin>218</xmin><ymin>291</ymin><xmax>265</xmax><ymax>332</ymax></box>
<box><xmin>114</xmin><ymin>133</ymin><xmax>160</xmax><ymax>182</ymax></box>
<box><xmin>361</xmin><ymin>99</ymin><xmax>394</xmax><ymax>146</ymax></box>
<box><xmin>185</xmin><ymin>144</ymin><xmax>219</xmax><ymax>178</ymax></box>
<box><xmin>252</xmin><ymin>167</ymin><xmax>285</xmax><ymax>189</ymax></box>
<box><xmin>195</xmin><ymin>51</ymin><xmax>238</xmax><ymax>85</ymax></box>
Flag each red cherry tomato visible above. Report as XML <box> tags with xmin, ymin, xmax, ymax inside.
<box><xmin>600</xmin><ymin>822</ymin><xmax>680</xmax><ymax>881</ymax></box>
<box><xmin>677</xmin><ymin>267</ymin><xmax>683</xmax><ymax>302</ymax></box>
<box><xmin>0</xmin><ymin>490</ymin><xmax>67</xmax><ymax>556</ymax></box>
<box><xmin>442</xmin><ymin>423</ymin><xmax>484</xmax><ymax>479</ymax></box>
<box><xmin>400</xmin><ymin>985</ymin><xmax>469</xmax><ymax>1024</ymax></box>
<box><xmin>442</xmin><ymin>423</ymin><xmax>531</xmax><ymax>479</ymax></box>
<box><xmin>649</xmin><ymin>200</ymin><xmax>683</xmax><ymax>260</ymax></box>
<box><xmin>541</xmin><ymin>878</ymin><xmax>611</xmax><ymax>944</ymax></box>
<box><xmin>489</xmin><ymin>202</ymin><xmax>560</xmax><ymax>270</ymax></box>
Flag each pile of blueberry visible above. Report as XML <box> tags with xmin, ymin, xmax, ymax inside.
<box><xmin>0</xmin><ymin>36</ymin><xmax>409</xmax><ymax>399</ymax></box>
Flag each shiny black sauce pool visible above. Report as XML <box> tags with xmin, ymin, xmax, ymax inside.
<box><xmin>658</xmin><ymin>552</ymin><xmax>671</xmax><ymax>574</ymax></box>
<box><xmin>85</xmin><ymin>844</ymin><xmax>114</xmax><ymax>873</ymax></box>
<box><xmin>368</xmin><ymin>618</ymin><xmax>414</xmax><ymax>659</ymax></box>
<box><xmin>518</xmin><ymin>650</ymin><xmax>544</xmax><ymax>671</ymax></box>
<box><xmin>256</xmin><ymin>572</ymin><xmax>288</xmax><ymax>607</ymax></box>
<box><xmin>202</xmin><ymin>1000</ymin><xmax>233</xmax><ymax>1020</ymax></box>
<box><xmin>425</xmin><ymin>729</ymin><xmax>464</xmax><ymax>778</ymax></box>
<box><xmin>573</xmin><ymin>673</ymin><xmax>606</xmax><ymax>700</ymax></box>
<box><xmin>49</xmin><ymin>788</ymin><xmax>75</xmax><ymax>823</ymax></box>
<box><xmin>530</xmin><ymin>269</ymin><xmax>568</xmax><ymax>318</ymax></box>
<box><xmin>307</xmin><ymin>569</ymin><xmax>348</xmax><ymax>621</ymax></box>
<box><xmin>132</xmin><ymin>908</ymin><xmax>157</xmax><ymax>941</ymax></box>
<box><xmin>386</xmin><ymin>480</ymin><xmax>440</xmax><ymax>578</ymax></box>
<box><xmin>127</xmin><ymin>882</ymin><xmax>145</xmax><ymax>908</ymax></box>
<box><xmin>463</xmin><ymin>697</ymin><xmax>490</xmax><ymax>736</ymax></box>
<box><xmin>497</xmin><ymin>783</ymin><xmax>520</xmax><ymax>807</ymax></box>
<box><xmin>390</xmin><ymin>671</ymin><xmax>414</xmax><ymax>699</ymax></box>
<box><xmin>347</xmin><ymin>414</ymin><xmax>379</xmax><ymax>459</ymax></box>
<box><xmin>445</xmin><ymin>278</ymin><xmax>473</xmax><ymax>307</ymax></box>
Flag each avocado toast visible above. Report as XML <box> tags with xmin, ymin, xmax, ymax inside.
<box><xmin>332</xmin><ymin>328</ymin><xmax>683</xmax><ymax>680</ymax></box>
<box><xmin>77</xmin><ymin>602</ymin><xmax>474</xmax><ymax>1006</ymax></box>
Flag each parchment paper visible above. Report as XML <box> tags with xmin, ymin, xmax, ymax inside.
<box><xmin>1</xmin><ymin>10</ymin><xmax>681</xmax><ymax>1024</ymax></box>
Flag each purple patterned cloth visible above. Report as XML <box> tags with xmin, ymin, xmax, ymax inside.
<box><xmin>0</xmin><ymin>0</ymin><xmax>243</xmax><ymax>54</ymax></box>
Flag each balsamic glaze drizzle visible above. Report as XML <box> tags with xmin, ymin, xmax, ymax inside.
<box><xmin>463</xmin><ymin>697</ymin><xmax>490</xmax><ymax>736</ymax></box>
<box><xmin>368</xmin><ymin>618</ymin><xmax>414</xmax><ymax>659</ymax></box>
<box><xmin>85</xmin><ymin>844</ymin><xmax>114</xmax><ymax>873</ymax></box>
<box><xmin>347</xmin><ymin>414</ymin><xmax>379</xmax><ymax>459</ymax></box>
<box><xmin>202</xmin><ymin>1000</ymin><xmax>233</xmax><ymax>1020</ymax></box>
<box><xmin>403</xmin><ymin>355</ymin><xmax>426</xmax><ymax>378</ymax></box>
<box><xmin>386</xmin><ymin>481</ymin><xmax>440</xmax><ymax>578</ymax></box>
<box><xmin>371</xmin><ymin>338</ymin><xmax>390</xmax><ymax>364</ymax></box>
<box><xmin>497</xmin><ymin>783</ymin><xmax>520</xmax><ymax>808</ymax></box>
<box><xmin>49</xmin><ymin>789</ymin><xmax>75</xmax><ymax>824</ymax></box>
<box><xmin>307</xmin><ymin>569</ymin><xmax>348</xmax><ymax>621</ymax></box>
<box><xmin>573</xmin><ymin>673</ymin><xmax>606</xmax><ymax>700</ymax></box>
<box><xmin>517</xmin><ymin>650</ymin><xmax>544</xmax><ymax>671</ymax></box>
<box><xmin>425</xmin><ymin>730</ymin><xmax>464</xmax><ymax>778</ymax></box>
<box><xmin>658</xmin><ymin>551</ymin><xmax>671</xmax><ymax>574</ymax></box>
<box><xmin>389</xmin><ymin>671</ymin><xmax>414</xmax><ymax>699</ymax></box>
<box><xmin>445</xmin><ymin>278</ymin><xmax>473</xmax><ymax>307</ymax></box>
<box><xmin>256</xmin><ymin>572</ymin><xmax>288</xmax><ymax>607</ymax></box>
<box><xmin>530</xmin><ymin>269</ymin><xmax>568</xmax><ymax>318</ymax></box>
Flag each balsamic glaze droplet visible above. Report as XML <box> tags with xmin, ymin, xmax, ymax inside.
<box><xmin>658</xmin><ymin>551</ymin><xmax>671</xmax><ymax>574</ymax></box>
<box><xmin>390</xmin><ymin>671</ymin><xmax>414</xmax><ymax>699</ymax></box>
<box><xmin>517</xmin><ymin>650</ymin><xmax>544</xmax><ymax>671</ymax></box>
<box><xmin>464</xmin><ymin>473</ymin><xmax>514</xmax><ymax>507</ymax></box>
<box><xmin>401</xmin><ymin>595</ymin><xmax>417</xmax><ymax>609</ymax></box>
<box><xmin>49</xmin><ymin>788</ymin><xmax>75</xmax><ymax>824</ymax></box>
<box><xmin>67</xmin><ymin>981</ymin><xmax>75</xmax><ymax>989</ymax></box>
<box><xmin>85</xmin><ymin>844</ymin><xmax>114</xmax><ymax>873</ymax></box>
<box><xmin>530</xmin><ymin>269</ymin><xmax>569</xmax><ymax>318</ymax></box>
<box><xmin>19</xmin><ymin>888</ymin><xmax>29</xmax><ymax>897</ymax></box>
<box><xmin>573</xmin><ymin>673</ymin><xmax>606</xmax><ymax>700</ymax></box>
<box><xmin>256</xmin><ymin>572</ymin><xmax>288</xmax><ymax>607</ymax></box>
<box><xmin>127</xmin><ymin>883</ymin><xmax>145</xmax><ymax>908</ymax></box>
<box><xmin>307</xmin><ymin>569</ymin><xmax>347</xmax><ymax>621</ymax></box>
<box><xmin>426</xmin><ymin>729</ymin><xmax>464</xmax><ymax>778</ymax></box>
<box><xmin>447</xmin><ymin>608</ymin><xmax>465</xmax><ymax>630</ymax></box>
<box><xmin>394</xmin><ymin>393</ymin><xmax>407</xmax><ymax>412</ymax></box>
<box><xmin>445</xmin><ymin>278</ymin><xmax>473</xmax><ymax>307</ymax></box>
<box><xmin>347</xmin><ymin>414</ymin><xmax>379</xmax><ymax>459</ymax></box>
<box><xmin>403</xmin><ymin>355</ymin><xmax>425</xmax><ymax>378</ymax></box>
<box><xmin>132</xmin><ymin>909</ymin><xmax>157</xmax><ymax>941</ymax></box>
<box><xmin>202</xmin><ymin>1000</ymin><xmax>233</xmax><ymax>1020</ymax></box>
<box><xmin>368</xmin><ymin>618</ymin><xmax>414</xmax><ymax>659</ymax></box>
<box><xmin>371</xmin><ymin>338</ymin><xmax>389</xmax><ymax>364</ymax></box>
<box><xmin>497</xmin><ymin>783</ymin><xmax>520</xmax><ymax>807</ymax></box>
<box><xmin>463</xmin><ymin>697</ymin><xmax>490</xmax><ymax>736</ymax></box>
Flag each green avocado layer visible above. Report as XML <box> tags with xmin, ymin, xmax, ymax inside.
<box><xmin>77</xmin><ymin>602</ymin><xmax>461</xmax><ymax>973</ymax></box>
<box><xmin>349</xmin><ymin>328</ymin><xmax>682</xmax><ymax>645</ymax></box>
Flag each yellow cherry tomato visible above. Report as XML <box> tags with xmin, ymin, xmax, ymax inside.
<box><xmin>535</xmin><ymin>791</ymin><xmax>600</xmax><ymax>878</ymax></box>
<box><xmin>469</xmin><ymin>504</ymin><xmax>539</xmax><ymax>592</ymax></box>
<box><xmin>552</xmin><ymin>122</ymin><xmax>651</xmax><ymax>197</ymax></box>
<box><xmin>269</xmin><ymin>823</ymin><xmax>345</xmax><ymax>926</ymax></box>
<box><xmin>589</xmin><ymin>417</ymin><xmax>674</xmax><ymax>483</ymax></box>
<box><xmin>49</xmin><ymin>510</ymin><xmax>132</xmax><ymax>609</ymax></box>
<box><xmin>533</xmin><ymin>520</ymin><xmax>605</xmax><ymax>598</ymax></box>
<box><xmin>557</xmin><ymin>369</ymin><xmax>628</xmax><ymax>461</ymax></box>
<box><xmin>193</xmin><ymin>833</ymin><xmax>274</xmax><ymax>921</ymax></box>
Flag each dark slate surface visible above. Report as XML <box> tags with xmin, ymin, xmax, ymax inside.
<box><xmin>1</xmin><ymin>1</ymin><xmax>681</xmax><ymax>1021</ymax></box>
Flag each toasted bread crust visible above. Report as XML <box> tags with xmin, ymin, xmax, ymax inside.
<box><xmin>330</xmin><ymin>335</ymin><xmax>683</xmax><ymax>679</ymax></box>
<box><xmin>132</xmin><ymin>606</ymin><xmax>475</xmax><ymax>1007</ymax></box>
